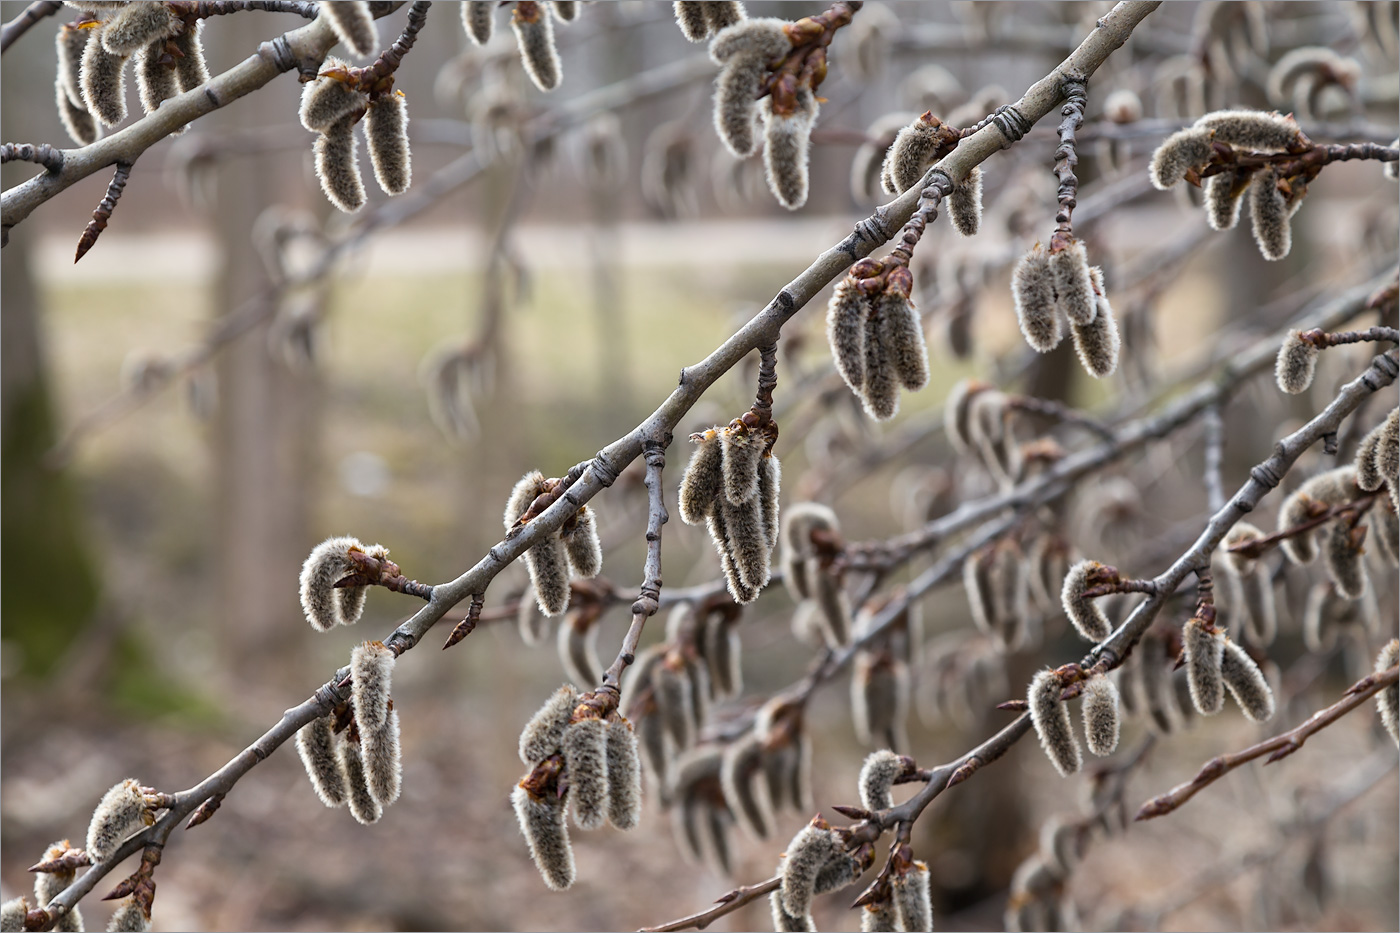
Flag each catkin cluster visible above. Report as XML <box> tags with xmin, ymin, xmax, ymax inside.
<box><xmin>1113</xmin><ymin>626</ymin><xmax>1202</xmax><ymax>736</ymax></box>
<box><xmin>626</xmin><ymin>641</ymin><xmax>709</xmax><ymax>792</ymax></box>
<box><xmin>943</xmin><ymin>380</ymin><xmax>1045</xmax><ymax>487</ymax></box>
<box><xmin>826</xmin><ymin>259</ymin><xmax>931</xmax><ymax>421</ymax></box>
<box><xmin>1180</xmin><ymin>611</ymin><xmax>1275</xmax><ymax>721</ymax></box>
<box><xmin>1028</xmin><ymin>666</ymin><xmax>1123</xmax><ymax>776</ymax></box>
<box><xmin>879</xmin><ymin>111</ymin><xmax>983</xmax><ymax>234</ymax></box>
<box><xmin>1266</xmin><ymin>47</ymin><xmax>1361</xmax><ymax>122</ymax></box>
<box><xmin>963</xmin><ymin>538</ymin><xmax>1033</xmax><ymax>652</ymax></box>
<box><xmin>780</xmin><ymin>503</ymin><xmax>851</xmax><ymax>648</ymax></box>
<box><xmin>773</xmin><ymin>818</ymin><xmax>874</xmax><ymax>931</ymax></box>
<box><xmin>919</xmin><ymin>633</ymin><xmax>1010</xmax><ymax>731</ymax></box>
<box><xmin>512</xmin><ymin>686</ymin><xmax>643</xmax><ymax>890</ymax></box>
<box><xmin>294</xmin><ymin>641</ymin><xmax>404</xmax><ymax>824</ymax></box>
<box><xmin>300</xmin><ymin>62</ymin><xmax>413</xmax><ymax>212</ymax></box>
<box><xmin>1149</xmin><ymin>109</ymin><xmax>1311</xmax><ymax>260</ymax></box>
<box><xmin>1216</xmin><ymin>523</ymin><xmax>1278</xmax><ymax>647</ymax></box>
<box><xmin>673</xmin><ymin>2</ymin><xmax>745</xmax><ymax>42</ymax></box>
<box><xmin>678</xmin><ymin>421</ymin><xmax>781</xmax><ymax>604</ymax></box>
<box><xmin>29</xmin><ymin>840</ymin><xmax>85</xmax><ymax>933</ymax></box>
<box><xmin>298</xmin><ymin>535</ymin><xmax>387</xmax><ymax>632</ymax></box>
<box><xmin>1004</xmin><ymin>816</ymin><xmax>1093</xmax><ymax>933</ymax></box>
<box><xmin>1010</xmin><ymin>244</ymin><xmax>1120</xmax><ymax>377</ymax></box>
<box><xmin>463</xmin><ymin>1</ymin><xmax>577</xmax><ymax>91</ymax></box>
<box><xmin>719</xmin><ymin>698</ymin><xmax>813</xmax><ymax>844</ymax></box>
<box><xmin>1355</xmin><ymin>408</ymin><xmax>1400</xmax><ymax>513</ymax></box>
<box><xmin>1275</xmin><ymin>465</ymin><xmax>1392</xmax><ymax>598</ymax></box>
<box><xmin>504</xmin><ymin>470</ymin><xmax>604</xmax><ymax>616</ymax></box>
<box><xmin>851</xmin><ymin>596</ymin><xmax>920</xmax><ymax>752</ymax></box>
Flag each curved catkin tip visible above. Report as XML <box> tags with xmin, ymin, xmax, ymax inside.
<box><xmin>462</xmin><ymin>1</ymin><xmax>495</xmax><ymax>45</ymax></box>
<box><xmin>340</xmin><ymin>739</ymin><xmax>383</xmax><ymax>824</ymax></box>
<box><xmin>1012</xmin><ymin>246</ymin><xmax>1062</xmax><ymax>353</ymax></box>
<box><xmin>1</xmin><ymin>898</ymin><xmax>28</xmax><ymax>933</ymax></box>
<box><xmin>708</xmin><ymin>507</ymin><xmax>759</xmax><ymax>604</ymax></box>
<box><xmin>1248</xmin><ymin>167</ymin><xmax>1291</xmax><ymax>261</ymax></box>
<box><xmin>81</xmin><ymin>32</ymin><xmax>128</xmax><ymax>127</ymax></box>
<box><xmin>520</xmin><ymin>684</ymin><xmax>580</xmax><ymax>764</ymax></box>
<box><xmin>1148</xmin><ymin>127</ymin><xmax>1213</xmax><ymax>190</ymax></box>
<box><xmin>58</xmin><ymin>79</ymin><xmax>100</xmax><ymax>146</ymax></box>
<box><xmin>505</xmin><ymin>469</ymin><xmax>549</xmax><ymax>528</ymax></box>
<box><xmin>679</xmin><ymin>431</ymin><xmax>723</xmax><ymax>524</ymax></box>
<box><xmin>861</xmin><ymin>299</ymin><xmax>899</xmax><ymax>421</ymax></box>
<box><xmin>1029</xmin><ymin>670</ymin><xmax>1081</xmax><ymax>777</ymax></box>
<box><xmin>526</xmin><ymin>537</ymin><xmax>572</xmax><ymax>617</ymax></box>
<box><xmin>562</xmin><ymin>506</ymin><xmax>603</xmax><ymax>579</ymax></box>
<box><xmin>862</xmin><ymin>898</ymin><xmax>900</xmax><ymax>933</ymax></box>
<box><xmin>512</xmin><ymin>5</ymin><xmax>561</xmax><ymax>92</ymax></box>
<box><xmin>323</xmin><ymin>0</ymin><xmax>376</xmax><ymax>56</ymax></box>
<box><xmin>172</xmin><ymin>24</ymin><xmax>208</xmax><ymax>92</ymax></box>
<box><xmin>710</xmin><ymin>19</ymin><xmax>790</xmax><ymax>155</ymax></box>
<box><xmin>1204</xmin><ymin>169</ymin><xmax>1245</xmax><ymax>231</ymax></box>
<box><xmin>780</xmin><ymin>821</ymin><xmax>842</xmax><ymax>918</ymax></box>
<box><xmin>512</xmin><ymin>784</ymin><xmax>575</xmax><ymax>890</ymax></box>
<box><xmin>880</xmin><ymin>292</ymin><xmax>930</xmax><ymax>391</ymax></box>
<box><xmin>1050</xmin><ymin>240</ymin><xmax>1096</xmax><ymax>326</ymax></box>
<box><xmin>761</xmin><ymin>91</ymin><xmax>817</xmax><ymax>210</ymax></box>
<box><xmin>893</xmin><ymin>862</ymin><xmax>934</xmax><ymax>933</ymax></box>
<box><xmin>813</xmin><ymin>566</ymin><xmax>851</xmax><ymax>648</ymax></box>
<box><xmin>813</xmin><ymin>852</ymin><xmax>860</xmax><ymax>895</ymax></box>
<box><xmin>604</xmin><ymin>717</ymin><xmax>642</xmax><ymax>829</ymax></box>
<box><xmin>771</xmin><ymin>890</ymin><xmax>815</xmax><ymax>933</ymax></box>
<box><xmin>1061</xmin><ymin>560</ymin><xmax>1113</xmax><ymax>643</ymax></box>
<box><xmin>1196</xmin><ymin>109</ymin><xmax>1302</xmax><ymax>152</ymax></box>
<box><xmin>674</xmin><ymin>1</ymin><xmax>710</xmax><ymax>41</ymax></box>
<box><xmin>100</xmin><ymin>1</ymin><xmax>179</xmax><ymax>56</ymax></box>
<box><xmin>1376</xmin><ymin>639</ymin><xmax>1399</xmax><ymax>746</ymax></box>
<box><xmin>87</xmin><ymin>779</ymin><xmax>148</xmax><ymax>861</ymax></box>
<box><xmin>722</xmin><ymin>496</ymin><xmax>773</xmax><ymax>591</ymax></box>
<box><xmin>363</xmin><ymin>709</ymin><xmax>403</xmax><ymax>807</ymax></box>
<box><xmin>1070</xmin><ymin>302</ymin><xmax>1121</xmax><ymax>379</ymax></box>
<box><xmin>963</xmin><ymin>546</ymin><xmax>995</xmax><ymax>638</ymax></box>
<box><xmin>57</xmin><ymin>23</ymin><xmax>89</xmax><ymax>101</ymax></box>
<box><xmin>721</xmin><ymin>427</ymin><xmax>765</xmax><ymax>505</ymax></box>
<box><xmin>884</xmin><ymin>115</ymin><xmax>940</xmax><ymax>194</ymax></box>
<box><xmin>315</xmin><ymin>116</ymin><xmax>366</xmax><ymax>213</ymax></box>
<box><xmin>1220</xmin><ymin>639</ymin><xmax>1275</xmax><ymax>722</ymax></box>
<box><xmin>1372</xmin><ymin>502</ymin><xmax>1399</xmax><ymax>567</ymax></box>
<box><xmin>1275</xmin><ymin>328</ymin><xmax>1320</xmax><ymax>395</ymax></box>
<box><xmin>135</xmin><ymin>41</ymin><xmax>177</xmax><ymax>115</ymax></box>
<box><xmin>759</xmin><ymin>454</ymin><xmax>782</xmax><ymax>547</ymax></box>
<box><xmin>720</xmin><ymin>734</ymin><xmax>773</xmax><ymax>840</ymax></box>
<box><xmin>299</xmin><ymin>67</ymin><xmax>365</xmax><ymax>133</ymax></box>
<box><xmin>296</xmin><ymin>714</ymin><xmax>348</xmax><ymax>807</ymax></box>
<box><xmin>656</xmin><ymin>661</ymin><xmax>696</xmax><ymax>749</ymax></box>
<box><xmin>1322</xmin><ymin>520</ymin><xmax>1367</xmax><ymax>600</ymax></box>
<box><xmin>518</xmin><ymin>588</ymin><xmax>549</xmax><ymax>645</ymax></box>
<box><xmin>945</xmin><ymin>379</ymin><xmax>987</xmax><ymax>455</ymax></box>
<box><xmin>709</xmin><ymin>16</ymin><xmax>789</xmax><ymax>64</ymax></box>
<box><xmin>949</xmin><ymin>166</ymin><xmax>983</xmax><ymax>236</ymax></box>
<box><xmin>827</xmin><ymin>277</ymin><xmax>869</xmax><ymax>393</ymax></box>
<box><xmin>563</xmin><ymin>718</ymin><xmax>610</xmax><ymax>830</ymax></box>
<box><xmin>351</xmin><ymin>641</ymin><xmax>394</xmax><ymax>732</ymax></box>
<box><xmin>1082</xmin><ymin>674</ymin><xmax>1121</xmax><ymax>756</ymax></box>
<box><xmin>365</xmin><ymin>92</ymin><xmax>411</xmax><ymax>195</ymax></box>
<box><xmin>706</xmin><ymin>614</ymin><xmax>743</xmax><ymax>697</ymax></box>
<box><xmin>858</xmin><ymin>749</ymin><xmax>904</xmax><ymax>811</ymax></box>
<box><xmin>1184</xmin><ymin>614</ymin><xmax>1225</xmax><ymax>714</ymax></box>
<box><xmin>106</xmin><ymin>899</ymin><xmax>147</xmax><ymax>932</ymax></box>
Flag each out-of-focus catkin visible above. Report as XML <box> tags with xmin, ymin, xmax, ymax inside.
<box><xmin>106</xmin><ymin>899</ymin><xmax>148</xmax><ymax>933</ymax></box>
<box><xmin>462</xmin><ymin>1</ymin><xmax>495</xmax><ymax>45</ymax></box>
<box><xmin>1375</xmin><ymin>639</ymin><xmax>1399</xmax><ymax>746</ymax></box>
<box><xmin>323</xmin><ymin>1</ymin><xmax>376</xmax><ymax>56</ymax></box>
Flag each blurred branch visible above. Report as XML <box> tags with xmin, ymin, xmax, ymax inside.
<box><xmin>0</xmin><ymin>0</ymin><xmax>61</xmax><ymax>54</ymax></box>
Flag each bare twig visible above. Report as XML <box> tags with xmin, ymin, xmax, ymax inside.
<box><xmin>73</xmin><ymin>163</ymin><xmax>131</xmax><ymax>264</ymax></box>
<box><xmin>601</xmin><ymin>435</ymin><xmax>670</xmax><ymax>693</ymax></box>
<box><xmin>0</xmin><ymin>0</ymin><xmax>61</xmax><ymax>54</ymax></box>
<box><xmin>638</xmin><ymin>877</ymin><xmax>781</xmax><ymax>933</ymax></box>
<box><xmin>1</xmin><ymin>143</ymin><xmax>64</xmax><ymax>172</ymax></box>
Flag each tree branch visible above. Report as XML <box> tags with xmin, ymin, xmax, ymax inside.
<box><xmin>0</xmin><ymin>0</ymin><xmax>61</xmax><ymax>54</ymax></box>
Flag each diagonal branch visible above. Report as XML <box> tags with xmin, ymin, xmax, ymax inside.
<box><xmin>0</xmin><ymin>0</ymin><xmax>61</xmax><ymax>54</ymax></box>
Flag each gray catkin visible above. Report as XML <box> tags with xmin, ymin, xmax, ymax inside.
<box><xmin>80</xmin><ymin>30</ymin><xmax>128</xmax><ymax>127</ymax></box>
<box><xmin>678</xmin><ymin>430</ymin><xmax>723</xmax><ymax>524</ymax></box>
<box><xmin>58</xmin><ymin>69</ymin><xmax>99</xmax><ymax>146</ymax></box>
<box><xmin>968</xmin><ymin>390</ymin><xmax>1018</xmax><ymax>484</ymax></box>
<box><xmin>1038</xmin><ymin>816</ymin><xmax>1081</xmax><ymax>877</ymax></box>
<box><xmin>335</xmin><ymin>542</ymin><xmax>387</xmax><ymax>627</ymax></box>
<box><xmin>893</xmin><ymin>861</ymin><xmax>934</xmax><ymax>932</ymax></box>
<box><xmin>526</xmin><ymin>536</ymin><xmax>573</xmax><ymax>616</ymax></box>
<box><xmin>701</xmin><ymin>1</ymin><xmax>744</xmax><ymax>32</ymax></box>
<box><xmin>674</xmin><ymin>2</ymin><xmax>709</xmax><ymax>40</ymax></box>
<box><xmin>315</xmin><ymin>114</ymin><xmax>366</xmax><ymax>212</ymax></box>
<box><xmin>721</xmin><ymin>496</ymin><xmax>772</xmax><ymax>591</ymax></box>
<box><xmin>709</xmin><ymin>19</ymin><xmax>790</xmax><ymax>158</ymax></box>
<box><xmin>862</xmin><ymin>899</ymin><xmax>900</xmax><ymax>933</ymax></box>
<box><xmin>1249</xmin><ymin>166</ymin><xmax>1291</xmax><ymax>260</ymax></box>
<box><xmin>707</xmin><ymin>506</ymin><xmax>758</xmax><ymax>604</ymax></box>
<box><xmin>1371</xmin><ymin>501</ymin><xmax>1399</xmax><ymax>566</ymax></box>
<box><xmin>721</xmin><ymin>427</ymin><xmax>765</xmax><ymax>505</ymax></box>
<box><xmin>1322</xmin><ymin>519</ymin><xmax>1367</xmax><ymax>599</ymax></box>
<box><xmin>299</xmin><ymin>64</ymin><xmax>365</xmax><ymax>132</ymax></box>
<box><xmin>1302</xmin><ymin>582</ymin><xmax>1339</xmax><ymax>652</ymax></box>
<box><xmin>858</xmin><ymin>749</ymin><xmax>904</xmax><ymax>811</ymax></box>
<box><xmin>1012</xmin><ymin>246</ymin><xmax>1063</xmax><ymax>352</ymax></box>
<box><xmin>813</xmin><ymin>567</ymin><xmax>851</xmax><ymax>648</ymax></box>
<box><xmin>852</xmin><ymin>652</ymin><xmax>910</xmax><ymax>749</ymax></box>
<box><xmin>883</xmin><ymin>115</ymin><xmax>941</xmax><ymax>194</ymax></box>
<box><xmin>879</xmin><ymin>292</ymin><xmax>930</xmax><ymax>391</ymax></box>
<box><xmin>33</xmin><ymin>843</ymin><xmax>76</xmax><ymax>910</ymax></box>
<box><xmin>562</xmin><ymin>506</ymin><xmax>602</xmax><ymax>578</ymax></box>
<box><xmin>813</xmin><ymin>853</ymin><xmax>860</xmax><ymax>895</ymax></box>
<box><xmin>172</xmin><ymin>24</ymin><xmax>207</xmax><ymax>92</ymax></box>
<box><xmin>1204</xmin><ymin>169</ymin><xmax>1246</xmax><ymax>230</ymax></box>
<box><xmin>363</xmin><ymin>709</ymin><xmax>402</xmax><ymax>807</ymax></box>
<box><xmin>1220</xmin><ymin>639</ymin><xmax>1275</xmax><ymax>722</ymax></box>
<box><xmin>100</xmin><ymin>2</ymin><xmax>179</xmax><ymax>56</ymax></box>
<box><xmin>365</xmin><ymin>92</ymin><xmax>411</xmax><ymax>195</ymax></box>
<box><xmin>512</xmin><ymin>6</ymin><xmax>561</xmax><ymax>92</ymax></box>
<box><xmin>1148</xmin><ymin>126</ymin><xmax>1213</xmax><ymax>189</ymax></box>
<box><xmin>520</xmin><ymin>685</ymin><xmax>579</xmax><ymax>767</ymax></box>
<box><xmin>351</xmin><ymin>641</ymin><xmax>394</xmax><ymax>732</ymax></box>
<box><xmin>512</xmin><ymin>785</ymin><xmax>575</xmax><ymax>890</ymax></box>
<box><xmin>1</xmin><ymin>898</ymin><xmax>27</xmax><ymax>933</ymax></box>
<box><xmin>1050</xmin><ymin>239</ymin><xmax>1096</xmax><ymax>325</ymax></box>
<box><xmin>1376</xmin><ymin>408</ymin><xmax>1399</xmax><ymax>503</ymax></box>
<box><xmin>964</xmin><ymin>545</ymin><xmax>996</xmax><ymax>639</ymax></box>
<box><xmin>1070</xmin><ymin>293</ymin><xmax>1121</xmax><ymax>378</ymax></box>
<box><xmin>1060</xmin><ymin>560</ymin><xmax>1113</xmax><ymax>643</ymax></box>
<box><xmin>760</xmin><ymin>90</ymin><xmax>817</xmax><ymax>210</ymax></box>
<box><xmin>636</xmin><ymin>706</ymin><xmax>669</xmax><ymax>791</ymax></box>
<box><xmin>781</xmin><ymin>503</ymin><xmax>835</xmax><ymax>602</ymax></box>
<box><xmin>604</xmin><ymin>717</ymin><xmax>642</xmax><ymax>828</ymax></box>
<box><xmin>562</xmin><ymin>718</ymin><xmax>609</xmax><ymax>830</ymax></box>
<box><xmin>1376</xmin><ymin>639</ymin><xmax>1398</xmax><ymax>746</ymax></box>
<box><xmin>702</xmin><ymin>798</ymin><xmax>735</xmax><ymax>877</ymax></box>
<box><xmin>827</xmin><ymin>277</ymin><xmax>869</xmax><ymax>393</ymax></box>
<box><xmin>462</xmin><ymin>1</ymin><xmax>494</xmax><ymax>45</ymax></box>
<box><xmin>1274</xmin><ymin>329</ymin><xmax>1319</xmax><ymax>394</ymax></box>
<box><xmin>323</xmin><ymin>0</ymin><xmax>376</xmax><ymax>56</ymax></box>
<box><xmin>720</xmin><ymin>733</ymin><xmax>773</xmax><ymax>840</ymax></box>
<box><xmin>861</xmin><ymin>297</ymin><xmax>899</xmax><ymax>420</ymax></box>
<box><xmin>134</xmin><ymin>40</ymin><xmax>176</xmax><ymax>116</ymax></box>
<box><xmin>780</xmin><ymin>822</ymin><xmax>843</xmax><ymax>917</ymax></box>
<box><xmin>656</xmin><ymin>660</ymin><xmax>696</xmax><ymax>749</ymax></box>
<box><xmin>86</xmin><ymin>779</ymin><xmax>147</xmax><ymax>861</ymax></box>
<box><xmin>1138</xmin><ymin>631</ymin><xmax>1178</xmax><ymax>734</ymax></box>
<box><xmin>106</xmin><ymin>900</ymin><xmax>147</xmax><ymax>933</ymax></box>
<box><xmin>944</xmin><ymin>379</ymin><xmax>987</xmax><ymax>454</ymax></box>
<box><xmin>1196</xmin><ymin>109</ymin><xmax>1302</xmax><ymax>151</ymax></box>
<box><xmin>704</xmin><ymin>613</ymin><xmax>742</xmax><ymax>697</ymax></box>
<box><xmin>1355</xmin><ymin>416</ymin><xmax>1387</xmax><ymax>492</ymax></box>
<box><xmin>771</xmin><ymin>890</ymin><xmax>815</xmax><ymax>932</ymax></box>
<box><xmin>1082</xmin><ymin>674</ymin><xmax>1121</xmax><ymax>755</ymax></box>
<box><xmin>948</xmin><ymin>166</ymin><xmax>983</xmax><ymax>236</ymax></box>
<box><xmin>1278</xmin><ymin>467</ymin><xmax>1357</xmax><ymax>564</ymax></box>
<box><xmin>296</xmin><ymin>714</ymin><xmax>348</xmax><ymax>807</ymax></box>
<box><xmin>757</xmin><ymin>454</ymin><xmax>781</xmax><ymax>552</ymax></box>
<box><xmin>340</xmin><ymin>739</ymin><xmax>382</xmax><ymax>824</ymax></box>
<box><xmin>1029</xmin><ymin>669</ymin><xmax>1081</xmax><ymax>777</ymax></box>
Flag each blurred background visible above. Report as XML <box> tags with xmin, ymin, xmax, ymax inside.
<box><xmin>2</xmin><ymin>1</ymin><xmax>1397</xmax><ymax>930</ymax></box>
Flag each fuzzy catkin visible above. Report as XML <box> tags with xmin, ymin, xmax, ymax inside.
<box><xmin>604</xmin><ymin>718</ymin><xmax>642</xmax><ymax>828</ymax></box>
<box><xmin>678</xmin><ymin>430</ymin><xmax>723</xmax><ymax>524</ymax></box>
<box><xmin>351</xmin><ymin>641</ymin><xmax>394</xmax><ymax>732</ymax></box>
<box><xmin>709</xmin><ymin>19</ymin><xmax>791</xmax><ymax>159</ymax></box>
<box><xmin>893</xmin><ymin>862</ymin><xmax>934</xmax><ymax>932</ymax></box>
<box><xmin>1012</xmin><ymin>246</ymin><xmax>1063</xmax><ymax>352</ymax></box>
<box><xmin>300</xmin><ymin>65</ymin><xmax>365</xmax><ymax>132</ymax></box>
<box><xmin>513</xmin><ymin>785</ymin><xmax>575</xmax><ymax>890</ymax></box>
<box><xmin>100</xmin><ymin>2</ymin><xmax>178</xmax><ymax>56</ymax></box>
<box><xmin>761</xmin><ymin>90</ymin><xmax>817</xmax><ymax>210</ymax></box>
<box><xmin>721</xmin><ymin>428</ymin><xmax>765</xmax><ymax>505</ymax></box>
<box><xmin>674</xmin><ymin>2</ymin><xmax>710</xmax><ymax>40</ymax></box>
<box><xmin>1</xmin><ymin>898</ymin><xmax>27</xmax><ymax>933</ymax></box>
<box><xmin>770</xmin><ymin>891</ymin><xmax>814</xmax><ymax>932</ymax></box>
<box><xmin>365</xmin><ymin>92</ymin><xmax>411</xmax><ymax>195</ymax></box>
<box><xmin>1355</xmin><ymin>416</ymin><xmax>1388</xmax><ymax>492</ymax></box>
<box><xmin>363</xmin><ymin>709</ymin><xmax>402</xmax><ymax>807</ymax></box>
<box><xmin>883</xmin><ymin>114</ymin><xmax>941</xmax><ymax>194</ymax></box>
<box><xmin>708</xmin><ymin>507</ymin><xmax>758</xmax><ymax>603</ymax></box>
<box><xmin>852</xmin><ymin>652</ymin><xmax>910</xmax><ymax>749</ymax></box>
<box><xmin>512</xmin><ymin>4</ymin><xmax>561</xmax><ymax>92</ymax></box>
<box><xmin>827</xmin><ymin>277</ymin><xmax>869</xmax><ymax>393</ymax></box>
<box><xmin>1248</xmin><ymin>166</ymin><xmax>1291</xmax><ymax>260</ymax></box>
<box><xmin>879</xmin><ymin>292</ymin><xmax>930</xmax><ymax>391</ymax></box>
<box><xmin>861</xmin><ymin>299</ymin><xmax>899</xmax><ymax>420</ymax></box>
<box><xmin>527</xmin><ymin>536</ymin><xmax>573</xmax><ymax>617</ymax></box>
<box><xmin>1148</xmin><ymin>127</ymin><xmax>1213</xmax><ymax>189</ymax></box>
<box><xmin>721</xmin><ymin>496</ymin><xmax>772</xmax><ymax>591</ymax></box>
<box><xmin>944</xmin><ymin>379</ymin><xmax>987</xmax><ymax>454</ymax></box>
<box><xmin>1060</xmin><ymin>560</ymin><xmax>1113</xmax><ymax>642</ymax></box>
<box><xmin>562</xmin><ymin>718</ymin><xmax>609</xmax><ymax>830</ymax></box>
<box><xmin>106</xmin><ymin>899</ymin><xmax>147</xmax><ymax>932</ymax></box>
<box><xmin>296</xmin><ymin>714</ymin><xmax>348</xmax><ymax>807</ymax></box>
<box><xmin>780</xmin><ymin>822</ymin><xmax>843</xmax><ymax>918</ymax></box>
<box><xmin>58</xmin><ymin>66</ymin><xmax>99</xmax><ymax>147</ymax></box>
<box><xmin>858</xmin><ymin>749</ymin><xmax>904</xmax><ymax>811</ymax></box>
<box><xmin>701</xmin><ymin>1</ymin><xmax>744</xmax><ymax>31</ymax></box>
<box><xmin>1219</xmin><ymin>639</ymin><xmax>1275</xmax><ymax>722</ymax></box>
<box><xmin>518</xmin><ymin>588</ymin><xmax>549</xmax><ymax>645</ymax></box>
<box><xmin>134</xmin><ymin>40</ymin><xmax>177</xmax><ymax>115</ymax></box>
<box><xmin>335</xmin><ymin>542</ymin><xmax>386</xmax><ymax>627</ymax></box>
<box><xmin>1274</xmin><ymin>329</ymin><xmax>1319</xmax><ymax>394</ymax></box>
<box><xmin>1322</xmin><ymin>519</ymin><xmax>1367</xmax><ymax>599</ymax></box>
<box><xmin>1376</xmin><ymin>408</ymin><xmax>1399</xmax><ymax>501</ymax></box>
<box><xmin>862</xmin><ymin>898</ymin><xmax>900</xmax><ymax>933</ymax></box>
<box><xmin>1278</xmin><ymin>467</ymin><xmax>1357</xmax><ymax>564</ymax></box>
<box><xmin>520</xmin><ymin>684</ymin><xmax>579</xmax><ymax>764</ymax></box>
<box><xmin>340</xmin><ymin>739</ymin><xmax>382</xmax><ymax>824</ymax></box>
<box><xmin>80</xmin><ymin>30</ymin><xmax>128</xmax><ymax>127</ymax></box>
<box><xmin>172</xmin><ymin>24</ymin><xmax>207</xmax><ymax>91</ymax></box>
<box><xmin>1196</xmin><ymin>109</ymin><xmax>1302</xmax><ymax>151</ymax></box>
<box><xmin>562</xmin><ymin>506</ymin><xmax>603</xmax><ymax>578</ymax></box>
<box><xmin>462</xmin><ymin>1</ymin><xmax>494</xmax><ymax>44</ymax></box>
<box><xmin>1072</xmin><ymin>267</ymin><xmax>1120</xmax><ymax>377</ymax></box>
<box><xmin>86</xmin><ymin>779</ymin><xmax>147</xmax><ymax>861</ymax></box>
<box><xmin>1082</xmin><ymin>674</ymin><xmax>1121</xmax><ymax>756</ymax></box>
<box><xmin>948</xmin><ymin>166</ymin><xmax>983</xmax><ymax>236</ymax></box>
<box><xmin>1029</xmin><ymin>670</ymin><xmax>1081</xmax><ymax>777</ymax></box>
<box><xmin>1204</xmin><ymin>169</ymin><xmax>1246</xmax><ymax>230</ymax></box>
<box><xmin>323</xmin><ymin>0</ymin><xmax>376</xmax><ymax>56</ymax></box>
<box><xmin>315</xmin><ymin>114</ymin><xmax>366</xmax><ymax>212</ymax></box>
<box><xmin>1376</xmin><ymin>640</ymin><xmax>1399</xmax><ymax>746</ymax></box>
<box><xmin>1050</xmin><ymin>240</ymin><xmax>1096</xmax><ymax>326</ymax></box>
<box><xmin>757</xmin><ymin>454</ymin><xmax>781</xmax><ymax>551</ymax></box>
<box><xmin>704</xmin><ymin>613</ymin><xmax>742</xmax><ymax>697</ymax></box>
<box><xmin>721</xmin><ymin>733</ymin><xmax>773</xmax><ymax>840</ymax></box>
<box><xmin>33</xmin><ymin>842</ymin><xmax>77</xmax><ymax>908</ymax></box>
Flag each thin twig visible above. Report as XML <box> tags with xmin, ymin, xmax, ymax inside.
<box><xmin>602</xmin><ymin>435</ymin><xmax>670</xmax><ymax>693</ymax></box>
<box><xmin>1</xmin><ymin>143</ymin><xmax>64</xmax><ymax>172</ymax></box>
<box><xmin>0</xmin><ymin>0</ymin><xmax>62</xmax><ymax>54</ymax></box>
